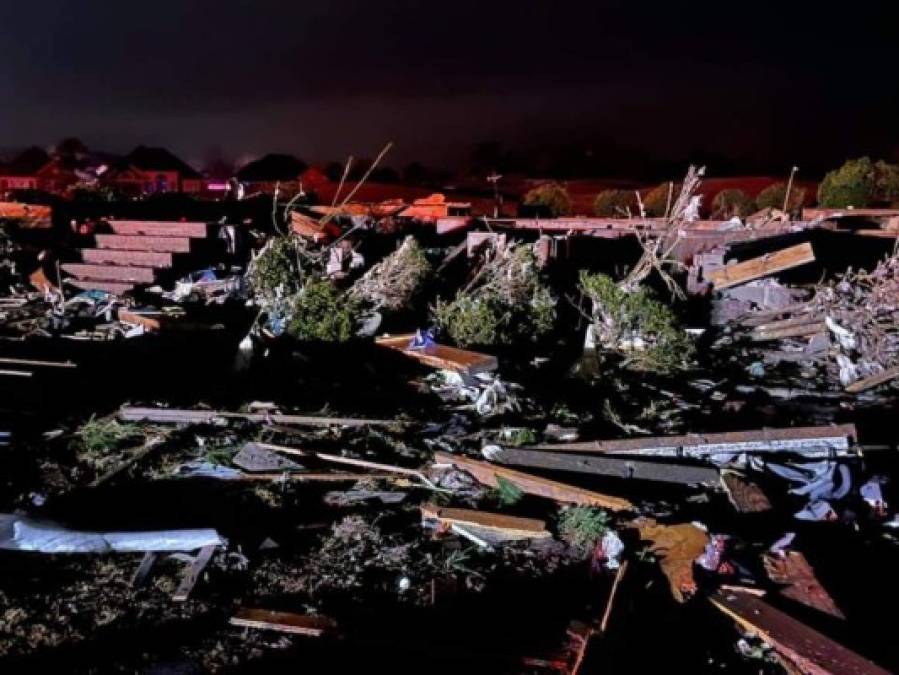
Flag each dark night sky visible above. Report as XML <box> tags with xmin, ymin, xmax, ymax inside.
<box><xmin>0</xmin><ymin>1</ymin><xmax>897</xmax><ymax>175</ymax></box>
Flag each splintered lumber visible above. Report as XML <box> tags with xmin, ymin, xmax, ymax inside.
<box><xmin>173</xmin><ymin>544</ymin><xmax>217</xmax><ymax>602</ymax></box>
<box><xmin>119</xmin><ymin>406</ymin><xmax>394</xmax><ymax>428</ymax></box>
<box><xmin>708</xmin><ymin>242</ymin><xmax>815</xmax><ymax>290</ymax></box>
<box><xmin>131</xmin><ymin>552</ymin><xmax>158</xmax><ymax>588</ymax></box>
<box><xmin>375</xmin><ymin>334</ymin><xmax>498</xmax><ymax>374</ymax></box>
<box><xmin>246</xmin><ymin>442</ymin><xmax>433</xmax><ymax>486</ymax></box>
<box><xmin>635</xmin><ymin>519</ymin><xmax>709</xmax><ymax>603</ymax></box>
<box><xmin>845</xmin><ymin>365</ymin><xmax>899</xmax><ymax>394</ymax></box>
<box><xmin>709</xmin><ymin>590</ymin><xmax>889</xmax><ymax>675</ymax></box>
<box><xmin>236</xmin><ymin>472</ymin><xmax>399</xmax><ymax>482</ymax></box>
<box><xmin>491</xmin><ymin>448</ymin><xmax>720</xmax><ymax>486</ymax></box>
<box><xmin>721</xmin><ymin>472</ymin><xmax>773</xmax><ymax>512</ymax></box>
<box><xmin>230</xmin><ymin>608</ymin><xmax>337</xmax><ymax>636</ymax></box>
<box><xmin>532</xmin><ymin>425</ymin><xmax>856</xmax><ymax>459</ymax></box>
<box><xmin>0</xmin><ymin>356</ymin><xmax>76</xmax><ymax>369</ymax></box>
<box><xmin>434</xmin><ymin>451</ymin><xmax>632</xmax><ymax>510</ymax></box>
<box><xmin>763</xmin><ymin>551</ymin><xmax>844</xmax><ymax>619</ymax></box>
<box><xmin>421</xmin><ymin>503</ymin><xmax>551</xmax><ymax>540</ymax></box>
<box><xmin>599</xmin><ymin>560</ymin><xmax>629</xmax><ymax>635</ymax></box>
<box><xmin>751</xmin><ymin>320</ymin><xmax>828</xmax><ymax>342</ymax></box>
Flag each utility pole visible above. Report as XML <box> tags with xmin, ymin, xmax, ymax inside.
<box><xmin>783</xmin><ymin>166</ymin><xmax>799</xmax><ymax>214</ymax></box>
<box><xmin>487</xmin><ymin>172</ymin><xmax>502</xmax><ymax>218</ymax></box>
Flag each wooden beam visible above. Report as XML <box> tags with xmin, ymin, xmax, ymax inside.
<box><xmin>708</xmin><ymin>242</ymin><xmax>815</xmax><ymax>290</ymax></box>
<box><xmin>845</xmin><ymin>365</ymin><xmax>899</xmax><ymax>394</ymax></box>
<box><xmin>230</xmin><ymin>608</ymin><xmax>336</xmax><ymax>637</ymax></box>
<box><xmin>0</xmin><ymin>356</ymin><xmax>76</xmax><ymax>369</ymax></box>
<box><xmin>709</xmin><ymin>590</ymin><xmax>888</xmax><ymax>675</ymax></box>
<box><xmin>434</xmin><ymin>451</ymin><xmax>632</xmax><ymax>510</ymax></box>
<box><xmin>120</xmin><ymin>406</ymin><xmax>394</xmax><ymax>428</ymax></box>
<box><xmin>375</xmin><ymin>334</ymin><xmax>498</xmax><ymax>374</ymax></box>
<box><xmin>131</xmin><ymin>552</ymin><xmax>158</xmax><ymax>588</ymax></box>
<box><xmin>420</xmin><ymin>503</ymin><xmax>550</xmax><ymax>540</ymax></box>
<box><xmin>531</xmin><ymin>425</ymin><xmax>856</xmax><ymax>459</ymax></box>
<box><xmin>173</xmin><ymin>545</ymin><xmax>217</xmax><ymax>602</ymax></box>
<box><xmin>491</xmin><ymin>448</ymin><xmax>720</xmax><ymax>486</ymax></box>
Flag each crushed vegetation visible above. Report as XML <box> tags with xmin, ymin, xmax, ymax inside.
<box><xmin>350</xmin><ymin>235</ymin><xmax>431</xmax><ymax>311</ymax></box>
<box><xmin>287</xmin><ymin>277</ymin><xmax>360</xmax><ymax>342</ymax></box>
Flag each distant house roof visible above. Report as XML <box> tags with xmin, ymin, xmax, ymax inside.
<box><xmin>120</xmin><ymin>146</ymin><xmax>201</xmax><ymax>178</ymax></box>
<box><xmin>237</xmin><ymin>154</ymin><xmax>307</xmax><ymax>182</ymax></box>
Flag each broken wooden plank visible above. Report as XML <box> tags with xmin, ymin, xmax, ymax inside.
<box><xmin>434</xmin><ymin>451</ymin><xmax>632</xmax><ymax>510</ymax></box>
<box><xmin>230</xmin><ymin>608</ymin><xmax>337</xmax><ymax>637</ymax></box>
<box><xmin>708</xmin><ymin>242</ymin><xmax>815</xmax><ymax>290</ymax></box>
<box><xmin>635</xmin><ymin>519</ymin><xmax>709</xmax><ymax>603</ymax></box>
<box><xmin>131</xmin><ymin>552</ymin><xmax>158</xmax><ymax>588</ymax></box>
<box><xmin>599</xmin><ymin>560</ymin><xmax>629</xmax><ymax>635</ymax></box>
<box><xmin>721</xmin><ymin>472</ymin><xmax>773</xmax><ymax>513</ymax></box>
<box><xmin>751</xmin><ymin>321</ymin><xmax>828</xmax><ymax>342</ymax></box>
<box><xmin>119</xmin><ymin>406</ymin><xmax>394</xmax><ymax>428</ymax></box>
<box><xmin>172</xmin><ymin>544</ymin><xmax>217</xmax><ymax>602</ymax></box>
<box><xmin>845</xmin><ymin>365</ymin><xmax>899</xmax><ymax>394</ymax></box>
<box><xmin>232</xmin><ymin>472</ymin><xmax>400</xmax><ymax>482</ymax></box>
<box><xmin>0</xmin><ymin>369</ymin><xmax>32</xmax><ymax>378</ymax></box>
<box><xmin>232</xmin><ymin>443</ymin><xmax>305</xmax><ymax>473</ymax></box>
<box><xmin>0</xmin><ymin>356</ymin><xmax>76</xmax><ymax>369</ymax></box>
<box><xmin>710</xmin><ymin>590</ymin><xmax>888</xmax><ymax>675</ymax></box>
<box><xmin>532</xmin><ymin>425</ymin><xmax>856</xmax><ymax>459</ymax></box>
<box><xmin>490</xmin><ymin>448</ymin><xmax>720</xmax><ymax>486</ymax></box>
<box><xmin>421</xmin><ymin>503</ymin><xmax>551</xmax><ymax>540</ymax></box>
<box><xmin>763</xmin><ymin>551</ymin><xmax>844</xmax><ymax>619</ymax></box>
<box><xmin>375</xmin><ymin>334</ymin><xmax>498</xmax><ymax>374</ymax></box>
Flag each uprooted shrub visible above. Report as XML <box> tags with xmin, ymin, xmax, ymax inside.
<box><xmin>593</xmin><ymin>189</ymin><xmax>636</xmax><ymax>217</ymax></box>
<box><xmin>432</xmin><ymin>244</ymin><xmax>557</xmax><ymax>348</ymax></box>
<box><xmin>579</xmin><ymin>271</ymin><xmax>693</xmax><ymax>373</ymax></box>
<box><xmin>247</xmin><ymin>235</ymin><xmax>308</xmax><ymax>305</ymax></box>
<box><xmin>350</xmin><ymin>235</ymin><xmax>431</xmax><ymax>311</ymax></box>
<box><xmin>287</xmin><ymin>277</ymin><xmax>361</xmax><ymax>342</ymax></box>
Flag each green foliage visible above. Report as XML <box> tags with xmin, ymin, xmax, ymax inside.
<box><xmin>248</xmin><ymin>236</ymin><xmax>305</xmax><ymax>303</ymax></box>
<box><xmin>711</xmin><ymin>189</ymin><xmax>753</xmax><ymax>219</ymax></box>
<box><xmin>755</xmin><ymin>181</ymin><xmax>805</xmax><ymax>212</ymax></box>
<box><xmin>579</xmin><ymin>271</ymin><xmax>694</xmax><ymax>373</ymax></box>
<box><xmin>287</xmin><ymin>278</ymin><xmax>360</xmax><ymax>342</ymax></box>
<box><xmin>493</xmin><ymin>475</ymin><xmax>524</xmax><ymax>506</ymax></box>
<box><xmin>642</xmin><ymin>183</ymin><xmax>677</xmax><ymax>217</ymax></box>
<box><xmin>818</xmin><ymin>157</ymin><xmax>875</xmax><ymax>208</ymax></box>
<box><xmin>875</xmin><ymin>160</ymin><xmax>899</xmax><ymax>206</ymax></box>
<box><xmin>432</xmin><ymin>245</ymin><xmax>556</xmax><ymax>348</ymax></box>
<box><xmin>75</xmin><ymin>415</ymin><xmax>141</xmax><ymax>455</ymax></box>
<box><xmin>502</xmin><ymin>427</ymin><xmax>538</xmax><ymax>446</ymax></box>
<box><xmin>558</xmin><ymin>506</ymin><xmax>610</xmax><ymax>548</ymax></box>
<box><xmin>523</xmin><ymin>182</ymin><xmax>572</xmax><ymax>217</ymax></box>
<box><xmin>593</xmin><ymin>189</ymin><xmax>636</xmax><ymax>217</ymax></box>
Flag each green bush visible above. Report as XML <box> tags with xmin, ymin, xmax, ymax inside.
<box><xmin>287</xmin><ymin>278</ymin><xmax>360</xmax><ymax>342</ymax></box>
<box><xmin>558</xmin><ymin>506</ymin><xmax>610</xmax><ymax>549</ymax></box>
<box><xmin>756</xmin><ymin>181</ymin><xmax>806</xmax><ymax>212</ymax></box>
<box><xmin>712</xmin><ymin>189</ymin><xmax>753</xmax><ymax>219</ymax></box>
<box><xmin>432</xmin><ymin>246</ymin><xmax>556</xmax><ymax>348</ymax></box>
<box><xmin>523</xmin><ymin>182</ymin><xmax>572</xmax><ymax>217</ymax></box>
<box><xmin>817</xmin><ymin>157</ymin><xmax>876</xmax><ymax>208</ymax></box>
<box><xmin>579</xmin><ymin>271</ymin><xmax>693</xmax><ymax>373</ymax></box>
<box><xmin>249</xmin><ymin>235</ymin><xmax>305</xmax><ymax>302</ymax></box>
<box><xmin>593</xmin><ymin>189</ymin><xmax>636</xmax><ymax>217</ymax></box>
<box><xmin>875</xmin><ymin>161</ymin><xmax>899</xmax><ymax>206</ymax></box>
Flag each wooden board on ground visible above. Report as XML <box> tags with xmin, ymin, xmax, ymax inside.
<box><xmin>376</xmin><ymin>334</ymin><xmax>498</xmax><ymax>374</ymax></box>
<box><xmin>709</xmin><ymin>590</ymin><xmax>888</xmax><ymax>675</ymax></box>
<box><xmin>492</xmin><ymin>448</ymin><xmax>721</xmax><ymax>486</ymax></box>
<box><xmin>708</xmin><ymin>243</ymin><xmax>815</xmax><ymax>290</ymax></box>
<box><xmin>421</xmin><ymin>503</ymin><xmax>550</xmax><ymax>540</ymax></box>
<box><xmin>230</xmin><ymin>608</ymin><xmax>336</xmax><ymax>637</ymax></box>
<box><xmin>120</xmin><ymin>406</ymin><xmax>394</xmax><ymax>428</ymax></box>
<box><xmin>763</xmin><ymin>551</ymin><xmax>844</xmax><ymax>619</ymax></box>
<box><xmin>173</xmin><ymin>545</ymin><xmax>217</xmax><ymax>602</ymax></box>
<box><xmin>434</xmin><ymin>451</ymin><xmax>632</xmax><ymax>510</ymax></box>
<box><xmin>845</xmin><ymin>365</ymin><xmax>899</xmax><ymax>394</ymax></box>
<box><xmin>0</xmin><ymin>202</ymin><xmax>52</xmax><ymax>228</ymax></box>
